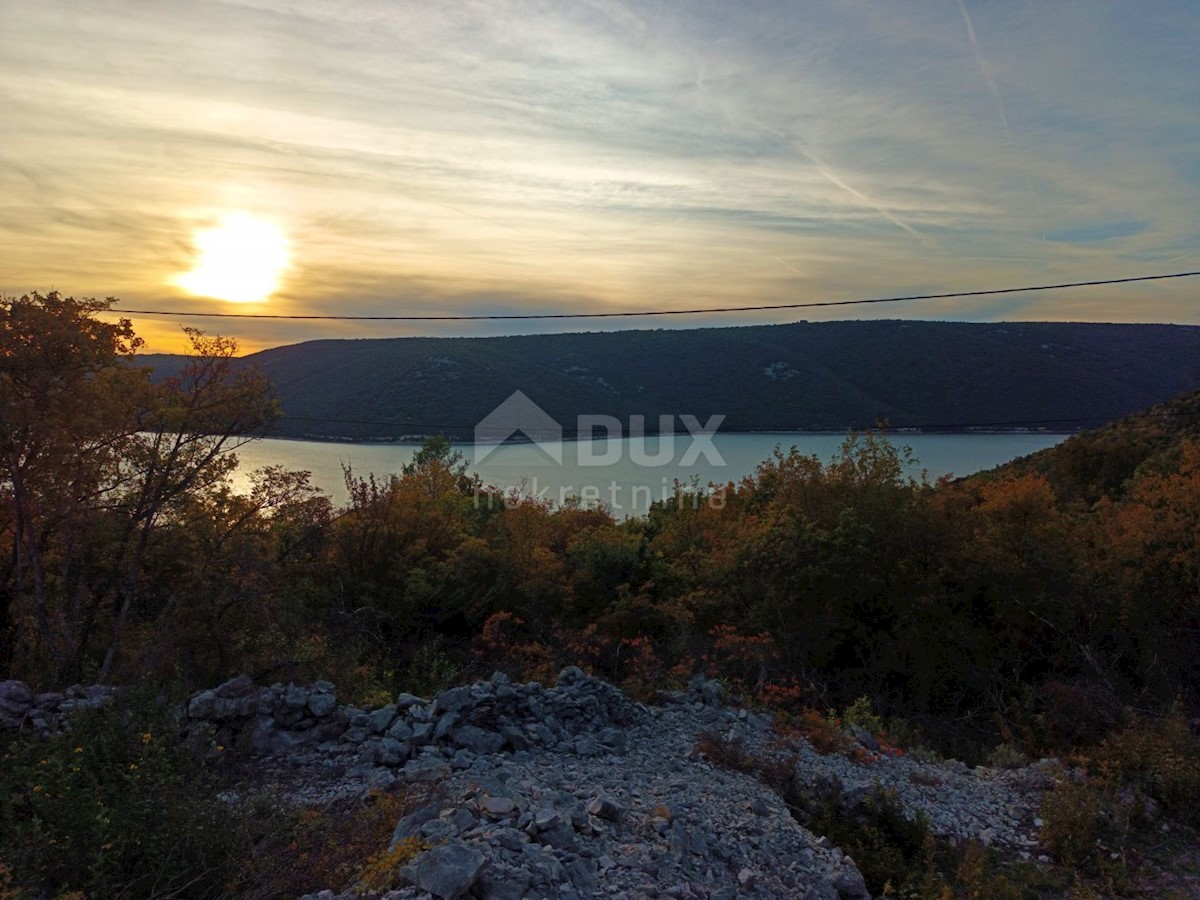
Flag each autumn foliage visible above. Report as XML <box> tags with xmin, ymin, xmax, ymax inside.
<box><xmin>3</xmin><ymin>293</ymin><xmax>1199</xmax><ymax>756</ymax></box>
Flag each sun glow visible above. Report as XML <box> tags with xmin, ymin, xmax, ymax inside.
<box><xmin>173</xmin><ymin>212</ymin><xmax>289</xmax><ymax>303</ymax></box>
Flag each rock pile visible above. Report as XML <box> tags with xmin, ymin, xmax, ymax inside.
<box><xmin>183</xmin><ymin>667</ymin><xmax>642</xmax><ymax>768</ymax></box>
<box><xmin>0</xmin><ymin>680</ymin><xmax>117</xmax><ymax>733</ymax></box>
<box><xmin>185</xmin><ymin>674</ymin><xmax>347</xmax><ymax>755</ymax></box>
<box><xmin>5</xmin><ymin>668</ymin><xmax>1064</xmax><ymax>899</ymax></box>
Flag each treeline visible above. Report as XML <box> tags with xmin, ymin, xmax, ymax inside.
<box><xmin>3</xmin><ymin>293</ymin><xmax>1198</xmax><ymax>758</ymax></box>
<box><xmin>144</xmin><ymin>318</ymin><xmax>1200</xmax><ymax>441</ymax></box>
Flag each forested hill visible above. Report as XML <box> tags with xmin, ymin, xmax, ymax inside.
<box><xmin>980</xmin><ymin>382</ymin><xmax>1200</xmax><ymax>504</ymax></box>
<box><xmin>143</xmin><ymin>320</ymin><xmax>1200</xmax><ymax>441</ymax></box>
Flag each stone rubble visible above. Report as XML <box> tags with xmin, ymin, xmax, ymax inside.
<box><xmin>3</xmin><ymin>670</ymin><xmax>1064</xmax><ymax>899</ymax></box>
<box><xmin>0</xmin><ymin>679</ymin><xmax>118</xmax><ymax>733</ymax></box>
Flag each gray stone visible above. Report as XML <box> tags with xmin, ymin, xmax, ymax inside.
<box><xmin>452</xmin><ymin>724</ymin><xmax>504</xmax><ymax>754</ymax></box>
<box><xmin>587</xmin><ymin>796</ymin><xmax>623</xmax><ymax>822</ymax></box>
<box><xmin>342</xmin><ymin>726</ymin><xmax>369</xmax><ymax>744</ymax></box>
<box><xmin>499</xmin><ymin>724</ymin><xmax>530</xmax><ymax>750</ymax></box>
<box><xmin>367</xmin><ymin>704</ymin><xmax>397</xmax><ymax>734</ymax></box>
<box><xmin>251</xmin><ymin>720</ymin><xmax>318</xmax><ymax>754</ymax></box>
<box><xmin>187</xmin><ymin>689</ymin><xmax>219</xmax><ymax>719</ymax></box>
<box><xmin>420</xmin><ymin>818</ymin><xmax>459</xmax><ymax>842</ymax></box>
<box><xmin>848</xmin><ymin>723</ymin><xmax>879</xmax><ymax>752</ymax></box>
<box><xmin>284</xmin><ymin>683</ymin><xmax>309</xmax><ymax>710</ymax></box>
<box><xmin>833</xmin><ymin>865</ymin><xmax>870</xmax><ymax>899</ymax></box>
<box><xmin>596</xmin><ymin>727</ymin><xmax>627</xmax><ymax>751</ymax></box>
<box><xmin>375</xmin><ymin>736</ymin><xmax>410</xmax><ymax>766</ymax></box>
<box><xmin>388</xmin><ymin>718</ymin><xmax>414</xmax><ymax>741</ymax></box>
<box><xmin>476</xmin><ymin>865</ymin><xmax>530</xmax><ymax>900</ymax></box>
<box><xmin>803</xmin><ymin>884</ymin><xmax>839</xmax><ymax>900</ymax></box>
<box><xmin>445</xmin><ymin>806</ymin><xmax>476</xmax><ymax>832</ymax></box>
<box><xmin>307</xmin><ymin>691</ymin><xmax>338</xmax><ymax>718</ymax></box>
<box><xmin>434</xmin><ymin>710</ymin><xmax>460</xmax><ymax>741</ymax></box>
<box><xmin>573</xmin><ymin>735</ymin><xmax>602</xmax><ymax>756</ymax></box>
<box><xmin>214</xmin><ymin>674</ymin><xmax>255</xmax><ymax>698</ymax></box>
<box><xmin>539</xmin><ymin>821</ymin><xmax>577</xmax><ymax>851</ymax></box>
<box><xmin>686</xmin><ymin>675</ymin><xmax>723</xmax><ymax>706</ymax></box>
<box><xmin>481</xmin><ymin>795</ymin><xmax>517</xmax><ymax>817</ymax></box>
<box><xmin>401</xmin><ymin>841</ymin><xmax>485</xmax><ymax>899</ymax></box>
<box><xmin>390</xmin><ymin>801</ymin><xmax>443</xmax><ymax>849</ymax></box>
<box><xmin>403</xmin><ymin>756</ymin><xmax>450</xmax><ymax>783</ymax></box>
<box><xmin>435</xmin><ymin>685</ymin><xmax>475</xmax><ymax>712</ymax></box>
<box><xmin>565</xmin><ymin>857</ymin><xmax>597</xmax><ymax>891</ymax></box>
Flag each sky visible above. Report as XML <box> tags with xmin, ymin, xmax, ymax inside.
<box><xmin>1</xmin><ymin>0</ymin><xmax>1198</xmax><ymax>353</ymax></box>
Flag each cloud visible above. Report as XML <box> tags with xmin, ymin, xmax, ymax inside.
<box><xmin>2</xmin><ymin>0</ymin><xmax>1198</xmax><ymax>351</ymax></box>
<box><xmin>1045</xmin><ymin>221</ymin><xmax>1150</xmax><ymax>244</ymax></box>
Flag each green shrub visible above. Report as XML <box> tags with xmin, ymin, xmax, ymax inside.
<box><xmin>232</xmin><ymin>786</ymin><xmax>430</xmax><ymax>899</ymax></box>
<box><xmin>807</xmin><ymin>785</ymin><xmax>931</xmax><ymax>895</ymax></box>
<box><xmin>0</xmin><ymin>688</ymin><xmax>235</xmax><ymax>898</ymax></box>
<box><xmin>844</xmin><ymin>696</ymin><xmax>885</xmax><ymax>736</ymax></box>
<box><xmin>985</xmin><ymin>742</ymin><xmax>1029</xmax><ymax>770</ymax></box>
<box><xmin>1096</xmin><ymin>707</ymin><xmax>1200</xmax><ymax>825</ymax></box>
<box><xmin>1038</xmin><ymin>778</ymin><xmax>1105</xmax><ymax>868</ymax></box>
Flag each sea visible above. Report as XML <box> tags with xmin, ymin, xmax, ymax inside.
<box><xmin>228</xmin><ymin>432</ymin><xmax>1069</xmax><ymax>517</ymax></box>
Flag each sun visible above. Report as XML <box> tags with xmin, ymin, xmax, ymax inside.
<box><xmin>173</xmin><ymin>212</ymin><xmax>290</xmax><ymax>303</ymax></box>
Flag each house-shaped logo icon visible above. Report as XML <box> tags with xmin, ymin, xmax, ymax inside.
<box><xmin>474</xmin><ymin>391</ymin><xmax>563</xmax><ymax>465</ymax></box>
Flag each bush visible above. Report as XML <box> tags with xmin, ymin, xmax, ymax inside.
<box><xmin>1096</xmin><ymin>708</ymin><xmax>1200</xmax><ymax>825</ymax></box>
<box><xmin>794</xmin><ymin>708</ymin><xmax>856</xmax><ymax>755</ymax></box>
<box><xmin>1038</xmin><ymin>778</ymin><xmax>1106</xmax><ymax>868</ymax></box>
<box><xmin>230</xmin><ymin>785</ymin><xmax>430</xmax><ymax>898</ymax></box>
<box><xmin>985</xmin><ymin>742</ymin><xmax>1029</xmax><ymax>770</ymax></box>
<box><xmin>808</xmin><ymin>786</ymin><xmax>931</xmax><ymax>895</ymax></box>
<box><xmin>844</xmin><ymin>696</ymin><xmax>885</xmax><ymax>736</ymax></box>
<box><xmin>0</xmin><ymin>689</ymin><xmax>235</xmax><ymax>898</ymax></box>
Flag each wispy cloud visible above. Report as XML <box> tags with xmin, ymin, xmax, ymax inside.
<box><xmin>1</xmin><ymin>0</ymin><xmax>1198</xmax><ymax>350</ymax></box>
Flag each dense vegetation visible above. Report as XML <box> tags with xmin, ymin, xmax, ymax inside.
<box><xmin>141</xmin><ymin>319</ymin><xmax>1200</xmax><ymax>440</ymax></box>
<box><xmin>3</xmin><ymin>293</ymin><xmax>1199</xmax><ymax>896</ymax></box>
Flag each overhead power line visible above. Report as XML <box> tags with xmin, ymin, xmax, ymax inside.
<box><xmin>109</xmin><ymin>270</ymin><xmax>1200</xmax><ymax>321</ymax></box>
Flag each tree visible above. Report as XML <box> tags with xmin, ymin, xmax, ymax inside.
<box><xmin>1</xmin><ymin>292</ymin><xmax>146</xmax><ymax>677</ymax></box>
<box><xmin>0</xmin><ymin>293</ymin><xmax>279</xmax><ymax>683</ymax></box>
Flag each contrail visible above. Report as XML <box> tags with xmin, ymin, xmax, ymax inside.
<box><xmin>742</xmin><ymin>112</ymin><xmax>933</xmax><ymax>247</ymax></box>
<box><xmin>807</xmin><ymin>151</ymin><xmax>936</xmax><ymax>248</ymax></box>
<box><xmin>956</xmin><ymin>0</ymin><xmax>1012</xmax><ymax>142</ymax></box>
<box><xmin>956</xmin><ymin>0</ymin><xmax>1047</xmax><ymax>241</ymax></box>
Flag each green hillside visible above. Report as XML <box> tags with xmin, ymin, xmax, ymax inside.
<box><xmin>146</xmin><ymin>320</ymin><xmax>1200</xmax><ymax>441</ymax></box>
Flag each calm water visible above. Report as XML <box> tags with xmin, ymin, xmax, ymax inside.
<box><xmin>230</xmin><ymin>432</ymin><xmax>1068</xmax><ymax>517</ymax></box>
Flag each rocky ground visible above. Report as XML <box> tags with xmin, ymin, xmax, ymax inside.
<box><xmin>160</xmin><ymin>669</ymin><xmax>1063</xmax><ymax>899</ymax></box>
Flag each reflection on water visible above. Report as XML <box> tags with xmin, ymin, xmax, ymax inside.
<box><xmin>230</xmin><ymin>432</ymin><xmax>1068</xmax><ymax>517</ymax></box>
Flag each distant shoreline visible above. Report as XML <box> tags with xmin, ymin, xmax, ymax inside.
<box><xmin>252</xmin><ymin>427</ymin><xmax>1079</xmax><ymax>447</ymax></box>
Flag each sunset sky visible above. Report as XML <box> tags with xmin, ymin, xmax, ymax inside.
<box><xmin>2</xmin><ymin>1</ymin><xmax>1197</xmax><ymax>352</ymax></box>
